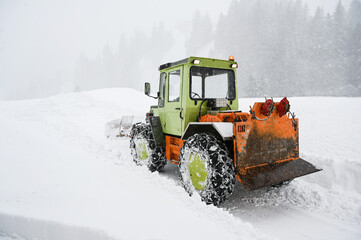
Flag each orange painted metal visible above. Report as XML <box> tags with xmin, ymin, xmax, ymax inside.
<box><xmin>199</xmin><ymin>111</ymin><xmax>249</xmax><ymax>123</ymax></box>
<box><xmin>165</xmin><ymin>135</ymin><xmax>185</xmax><ymax>164</ymax></box>
<box><xmin>166</xmin><ymin>100</ymin><xmax>301</xmax><ymax>190</ymax></box>
<box><xmin>234</xmin><ymin>103</ymin><xmax>298</xmax><ymax>175</ymax></box>
<box><xmin>198</xmin><ymin>101</ymin><xmax>299</xmax><ymax>188</ymax></box>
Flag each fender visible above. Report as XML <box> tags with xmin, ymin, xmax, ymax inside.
<box><xmin>181</xmin><ymin>122</ymin><xmax>233</xmax><ymax>141</ymax></box>
<box><xmin>147</xmin><ymin>116</ymin><xmax>166</xmax><ymax>147</ymax></box>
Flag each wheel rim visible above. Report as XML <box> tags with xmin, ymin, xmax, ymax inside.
<box><xmin>134</xmin><ymin>137</ymin><xmax>149</xmax><ymax>161</ymax></box>
<box><xmin>188</xmin><ymin>153</ymin><xmax>208</xmax><ymax>190</ymax></box>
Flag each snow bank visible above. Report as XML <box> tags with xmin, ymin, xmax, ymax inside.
<box><xmin>0</xmin><ymin>89</ymin><xmax>360</xmax><ymax>239</ymax></box>
<box><xmin>0</xmin><ymin>88</ymin><xmax>266</xmax><ymax>240</ymax></box>
<box><xmin>0</xmin><ymin>212</ymin><xmax>115</xmax><ymax>240</ymax></box>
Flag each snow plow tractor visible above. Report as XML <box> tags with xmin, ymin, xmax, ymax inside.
<box><xmin>130</xmin><ymin>56</ymin><xmax>321</xmax><ymax>205</ymax></box>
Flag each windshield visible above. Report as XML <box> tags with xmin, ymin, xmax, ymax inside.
<box><xmin>190</xmin><ymin>66</ymin><xmax>236</xmax><ymax>100</ymax></box>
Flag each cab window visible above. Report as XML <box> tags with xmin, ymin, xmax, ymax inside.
<box><xmin>168</xmin><ymin>70</ymin><xmax>181</xmax><ymax>102</ymax></box>
<box><xmin>190</xmin><ymin>67</ymin><xmax>235</xmax><ymax>100</ymax></box>
<box><xmin>158</xmin><ymin>72</ymin><xmax>166</xmax><ymax>107</ymax></box>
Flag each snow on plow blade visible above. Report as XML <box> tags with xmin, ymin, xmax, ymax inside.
<box><xmin>105</xmin><ymin>116</ymin><xmax>134</xmax><ymax>138</ymax></box>
<box><xmin>238</xmin><ymin>158</ymin><xmax>321</xmax><ymax>191</ymax></box>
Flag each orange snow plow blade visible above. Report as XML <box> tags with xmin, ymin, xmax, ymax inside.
<box><xmin>234</xmin><ymin>102</ymin><xmax>321</xmax><ymax>191</ymax></box>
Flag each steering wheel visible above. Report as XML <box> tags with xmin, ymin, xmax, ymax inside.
<box><xmin>191</xmin><ymin>92</ymin><xmax>201</xmax><ymax>98</ymax></box>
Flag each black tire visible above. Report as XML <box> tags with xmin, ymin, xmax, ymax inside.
<box><xmin>130</xmin><ymin>122</ymin><xmax>167</xmax><ymax>172</ymax></box>
<box><xmin>179</xmin><ymin>133</ymin><xmax>236</xmax><ymax>205</ymax></box>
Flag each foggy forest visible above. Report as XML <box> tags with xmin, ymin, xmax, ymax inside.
<box><xmin>75</xmin><ymin>0</ymin><xmax>361</xmax><ymax>97</ymax></box>
<box><xmin>1</xmin><ymin>0</ymin><xmax>361</xmax><ymax>99</ymax></box>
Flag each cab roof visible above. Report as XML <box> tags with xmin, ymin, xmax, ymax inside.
<box><xmin>158</xmin><ymin>56</ymin><xmax>236</xmax><ymax>71</ymax></box>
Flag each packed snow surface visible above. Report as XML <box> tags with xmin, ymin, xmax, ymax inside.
<box><xmin>0</xmin><ymin>88</ymin><xmax>360</xmax><ymax>239</ymax></box>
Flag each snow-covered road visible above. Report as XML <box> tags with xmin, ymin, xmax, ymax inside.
<box><xmin>0</xmin><ymin>88</ymin><xmax>360</xmax><ymax>239</ymax></box>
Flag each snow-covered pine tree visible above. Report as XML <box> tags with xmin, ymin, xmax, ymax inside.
<box><xmin>328</xmin><ymin>1</ymin><xmax>348</xmax><ymax>95</ymax></box>
<box><xmin>346</xmin><ymin>0</ymin><xmax>361</xmax><ymax>95</ymax></box>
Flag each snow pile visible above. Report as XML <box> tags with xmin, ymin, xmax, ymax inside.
<box><xmin>0</xmin><ymin>88</ymin><xmax>266</xmax><ymax>240</ymax></box>
<box><xmin>0</xmin><ymin>89</ymin><xmax>360</xmax><ymax>239</ymax></box>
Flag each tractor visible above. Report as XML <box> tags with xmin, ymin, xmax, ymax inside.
<box><xmin>129</xmin><ymin>56</ymin><xmax>321</xmax><ymax>205</ymax></box>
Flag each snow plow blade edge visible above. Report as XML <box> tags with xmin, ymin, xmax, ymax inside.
<box><xmin>105</xmin><ymin>116</ymin><xmax>134</xmax><ymax>138</ymax></box>
<box><xmin>238</xmin><ymin>158</ymin><xmax>322</xmax><ymax>191</ymax></box>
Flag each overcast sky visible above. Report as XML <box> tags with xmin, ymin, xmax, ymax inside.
<box><xmin>0</xmin><ymin>0</ymin><xmax>353</xmax><ymax>100</ymax></box>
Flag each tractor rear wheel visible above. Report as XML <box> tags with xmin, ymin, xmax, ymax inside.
<box><xmin>130</xmin><ymin>122</ymin><xmax>166</xmax><ymax>172</ymax></box>
<box><xmin>179</xmin><ymin>133</ymin><xmax>235</xmax><ymax>205</ymax></box>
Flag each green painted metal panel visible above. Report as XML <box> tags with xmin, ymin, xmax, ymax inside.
<box><xmin>188</xmin><ymin>153</ymin><xmax>208</xmax><ymax>190</ymax></box>
<box><xmin>150</xmin><ymin>56</ymin><xmax>239</xmax><ymax>137</ymax></box>
<box><xmin>163</xmin><ymin>66</ymin><xmax>183</xmax><ymax>136</ymax></box>
<box><xmin>135</xmin><ymin>139</ymin><xmax>149</xmax><ymax>160</ymax></box>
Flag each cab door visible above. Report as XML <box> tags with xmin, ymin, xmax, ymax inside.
<box><xmin>164</xmin><ymin>66</ymin><xmax>183</xmax><ymax>136</ymax></box>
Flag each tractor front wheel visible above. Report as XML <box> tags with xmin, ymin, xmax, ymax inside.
<box><xmin>130</xmin><ymin>122</ymin><xmax>167</xmax><ymax>172</ymax></box>
<box><xmin>179</xmin><ymin>133</ymin><xmax>236</xmax><ymax>205</ymax></box>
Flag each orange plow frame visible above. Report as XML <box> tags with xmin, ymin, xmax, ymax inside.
<box><xmin>165</xmin><ymin>101</ymin><xmax>321</xmax><ymax>191</ymax></box>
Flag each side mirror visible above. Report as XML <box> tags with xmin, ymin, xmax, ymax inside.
<box><xmin>144</xmin><ymin>82</ymin><xmax>158</xmax><ymax>99</ymax></box>
<box><xmin>144</xmin><ymin>82</ymin><xmax>151</xmax><ymax>96</ymax></box>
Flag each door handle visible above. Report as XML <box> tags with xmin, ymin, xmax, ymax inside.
<box><xmin>175</xmin><ymin>107</ymin><xmax>183</xmax><ymax>119</ymax></box>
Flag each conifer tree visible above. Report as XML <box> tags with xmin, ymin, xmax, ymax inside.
<box><xmin>347</xmin><ymin>0</ymin><xmax>361</xmax><ymax>92</ymax></box>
